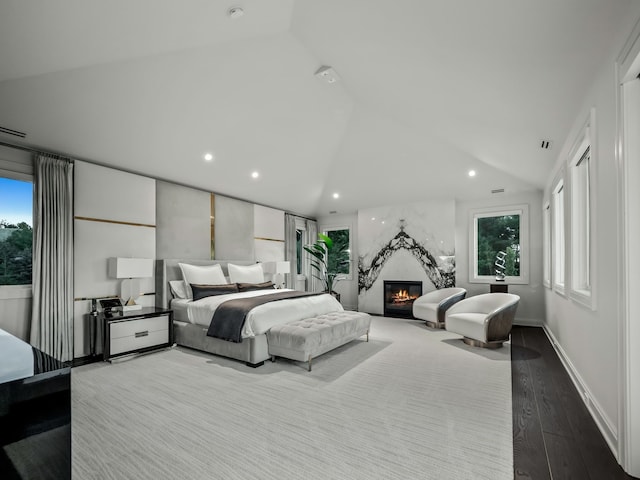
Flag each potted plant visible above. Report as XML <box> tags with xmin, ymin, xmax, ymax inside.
<box><xmin>303</xmin><ymin>233</ymin><xmax>350</xmax><ymax>301</ymax></box>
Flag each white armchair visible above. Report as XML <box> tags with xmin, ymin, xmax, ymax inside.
<box><xmin>445</xmin><ymin>293</ymin><xmax>520</xmax><ymax>348</ymax></box>
<box><xmin>412</xmin><ymin>287</ymin><xmax>467</xmax><ymax>328</ymax></box>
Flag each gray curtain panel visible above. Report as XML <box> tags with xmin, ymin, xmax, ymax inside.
<box><xmin>30</xmin><ymin>154</ymin><xmax>74</xmax><ymax>362</ymax></box>
<box><xmin>284</xmin><ymin>214</ymin><xmax>297</xmax><ymax>289</ymax></box>
<box><xmin>306</xmin><ymin>219</ymin><xmax>320</xmax><ymax>292</ymax></box>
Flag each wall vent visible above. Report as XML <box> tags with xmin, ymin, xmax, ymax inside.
<box><xmin>329</xmin><ymin>210</ymin><xmax>337</xmax><ymax>214</ymax></box>
<box><xmin>540</xmin><ymin>139</ymin><xmax>552</xmax><ymax>150</ymax></box>
<box><xmin>0</xmin><ymin>125</ymin><xmax>26</xmax><ymax>138</ymax></box>
<box><xmin>491</xmin><ymin>188</ymin><xmax>505</xmax><ymax>194</ymax></box>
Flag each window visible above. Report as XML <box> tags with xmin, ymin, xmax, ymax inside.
<box><xmin>323</xmin><ymin>226</ymin><xmax>351</xmax><ymax>279</ymax></box>
<box><xmin>470</xmin><ymin>205</ymin><xmax>529</xmax><ymax>284</ymax></box>
<box><xmin>0</xmin><ymin>177</ymin><xmax>33</xmax><ymax>286</ymax></box>
<box><xmin>296</xmin><ymin>228</ymin><xmax>303</xmax><ymax>274</ymax></box>
<box><xmin>552</xmin><ymin>180</ymin><xmax>565</xmax><ymax>293</ymax></box>
<box><xmin>543</xmin><ymin>203</ymin><xmax>551</xmax><ymax>288</ymax></box>
<box><xmin>569</xmin><ymin>114</ymin><xmax>594</xmax><ymax>308</ymax></box>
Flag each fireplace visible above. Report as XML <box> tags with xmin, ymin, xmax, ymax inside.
<box><xmin>383</xmin><ymin>280</ymin><xmax>422</xmax><ymax>318</ymax></box>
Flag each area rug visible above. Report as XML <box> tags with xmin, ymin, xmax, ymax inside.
<box><xmin>72</xmin><ymin>316</ymin><xmax>512</xmax><ymax>480</ymax></box>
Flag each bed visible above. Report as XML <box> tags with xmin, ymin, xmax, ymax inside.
<box><xmin>156</xmin><ymin>259</ymin><xmax>344</xmax><ymax>366</ymax></box>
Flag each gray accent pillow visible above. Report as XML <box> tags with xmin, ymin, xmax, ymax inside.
<box><xmin>236</xmin><ymin>281</ymin><xmax>274</xmax><ymax>292</ymax></box>
<box><xmin>190</xmin><ymin>283</ymin><xmax>239</xmax><ymax>301</ymax></box>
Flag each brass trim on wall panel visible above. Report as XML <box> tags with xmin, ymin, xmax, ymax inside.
<box><xmin>211</xmin><ymin>193</ymin><xmax>216</xmax><ymax>259</ymax></box>
<box><xmin>74</xmin><ymin>292</ymin><xmax>155</xmax><ymax>302</ymax></box>
<box><xmin>254</xmin><ymin>237</ymin><xmax>285</xmax><ymax>243</ymax></box>
<box><xmin>74</xmin><ymin>216</ymin><xmax>156</xmax><ymax>228</ymax></box>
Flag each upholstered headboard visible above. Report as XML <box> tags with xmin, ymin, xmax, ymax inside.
<box><xmin>155</xmin><ymin>259</ymin><xmax>255</xmax><ymax>309</ymax></box>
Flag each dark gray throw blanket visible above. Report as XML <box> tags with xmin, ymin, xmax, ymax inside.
<box><xmin>206</xmin><ymin>291</ymin><xmax>323</xmax><ymax>343</ymax></box>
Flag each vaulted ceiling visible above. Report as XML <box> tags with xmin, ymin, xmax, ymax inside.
<box><xmin>0</xmin><ymin>0</ymin><xmax>634</xmax><ymax>216</ymax></box>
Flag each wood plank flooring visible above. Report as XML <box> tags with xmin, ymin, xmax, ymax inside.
<box><xmin>512</xmin><ymin>326</ymin><xmax>637</xmax><ymax>479</ymax></box>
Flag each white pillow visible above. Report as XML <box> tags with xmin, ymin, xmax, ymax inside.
<box><xmin>168</xmin><ymin>280</ymin><xmax>188</xmax><ymax>299</ymax></box>
<box><xmin>228</xmin><ymin>263</ymin><xmax>264</xmax><ymax>284</ymax></box>
<box><xmin>179</xmin><ymin>263</ymin><xmax>227</xmax><ymax>299</ymax></box>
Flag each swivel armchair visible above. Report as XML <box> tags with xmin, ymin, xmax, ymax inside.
<box><xmin>445</xmin><ymin>293</ymin><xmax>520</xmax><ymax>348</ymax></box>
<box><xmin>412</xmin><ymin>287</ymin><xmax>467</xmax><ymax>328</ymax></box>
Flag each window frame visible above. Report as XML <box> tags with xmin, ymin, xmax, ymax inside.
<box><xmin>552</xmin><ymin>178</ymin><xmax>566</xmax><ymax>295</ymax></box>
<box><xmin>543</xmin><ymin>202</ymin><xmax>551</xmax><ymax>289</ymax></box>
<box><xmin>568</xmin><ymin>111</ymin><xmax>596</xmax><ymax>310</ymax></box>
<box><xmin>322</xmin><ymin>225</ymin><xmax>352</xmax><ymax>281</ymax></box>
<box><xmin>0</xmin><ymin>172</ymin><xmax>34</xmax><ymax>291</ymax></box>
<box><xmin>469</xmin><ymin>204</ymin><xmax>530</xmax><ymax>285</ymax></box>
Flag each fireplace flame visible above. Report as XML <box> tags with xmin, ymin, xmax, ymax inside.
<box><xmin>391</xmin><ymin>289</ymin><xmax>418</xmax><ymax>304</ymax></box>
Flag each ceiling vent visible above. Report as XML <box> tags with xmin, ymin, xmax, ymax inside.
<box><xmin>540</xmin><ymin>139</ymin><xmax>553</xmax><ymax>150</ymax></box>
<box><xmin>329</xmin><ymin>210</ymin><xmax>337</xmax><ymax>214</ymax></box>
<box><xmin>0</xmin><ymin>125</ymin><xmax>26</xmax><ymax>138</ymax></box>
<box><xmin>491</xmin><ymin>188</ymin><xmax>505</xmax><ymax>194</ymax></box>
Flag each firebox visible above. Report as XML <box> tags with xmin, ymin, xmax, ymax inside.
<box><xmin>383</xmin><ymin>280</ymin><xmax>423</xmax><ymax>318</ymax></box>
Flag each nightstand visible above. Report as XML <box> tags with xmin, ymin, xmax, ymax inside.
<box><xmin>101</xmin><ymin>307</ymin><xmax>173</xmax><ymax>361</ymax></box>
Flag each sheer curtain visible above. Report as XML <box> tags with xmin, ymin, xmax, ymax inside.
<box><xmin>30</xmin><ymin>154</ymin><xmax>74</xmax><ymax>362</ymax></box>
<box><xmin>284</xmin><ymin>214</ymin><xmax>297</xmax><ymax>289</ymax></box>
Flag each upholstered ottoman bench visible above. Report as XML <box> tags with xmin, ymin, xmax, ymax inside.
<box><xmin>267</xmin><ymin>311</ymin><xmax>372</xmax><ymax>371</ymax></box>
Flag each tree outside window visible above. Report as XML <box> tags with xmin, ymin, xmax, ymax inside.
<box><xmin>471</xmin><ymin>204</ymin><xmax>529</xmax><ymax>284</ymax></box>
<box><xmin>0</xmin><ymin>220</ymin><xmax>33</xmax><ymax>285</ymax></box>
<box><xmin>476</xmin><ymin>215</ymin><xmax>520</xmax><ymax>277</ymax></box>
<box><xmin>325</xmin><ymin>228</ymin><xmax>350</xmax><ymax>276</ymax></box>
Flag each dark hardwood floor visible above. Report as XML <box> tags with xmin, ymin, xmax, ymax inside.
<box><xmin>511</xmin><ymin>326</ymin><xmax>637</xmax><ymax>480</ymax></box>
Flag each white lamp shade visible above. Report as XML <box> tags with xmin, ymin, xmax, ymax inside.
<box><xmin>108</xmin><ymin>257</ymin><xmax>153</xmax><ymax>279</ymax></box>
<box><xmin>275</xmin><ymin>261</ymin><xmax>291</xmax><ymax>274</ymax></box>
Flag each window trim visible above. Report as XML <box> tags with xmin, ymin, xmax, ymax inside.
<box><xmin>468</xmin><ymin>204</ymin><xmax>530</xmax><ymax>285</ymax></box>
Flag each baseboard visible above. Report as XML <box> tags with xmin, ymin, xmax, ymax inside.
<box><xmin>542</xmin><ymin>325</ymin><xmax>619</xmax><ymax>458</ymax></box>
<box><xmin>513</xmin><ymin>317</ymin><xmax>543</xmax><ymax>327</ymax></box>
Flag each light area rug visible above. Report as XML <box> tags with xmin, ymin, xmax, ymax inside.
<box><xmin>72</xmin><ymin>316</ymin><xmax>512</xmax><ymax>480</ymax></box>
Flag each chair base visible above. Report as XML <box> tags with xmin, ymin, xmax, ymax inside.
<box><xmin>462</xmin><ymin>337</ymin><xmax>504</xmax><ymax>349</ymax></box>
<box><xmin>425</xmin><ymin>320</ymin><xmax>445</xmax><ymax>329</ymax></box>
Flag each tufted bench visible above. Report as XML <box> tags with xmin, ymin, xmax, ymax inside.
<box><xmin>267</xmin><ymin>311</ymin><xmax>372</xmax><ymax>371</ymax></box>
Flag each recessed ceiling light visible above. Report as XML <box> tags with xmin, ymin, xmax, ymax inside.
<box><xmin>204</xmin><ymin>153</ymin><xmax>214</xmax><ymax>161</ymax></box>
<box><xmin>333</xmin><ymin>193</ymin><xmax>340</xmax><ymax>199</ymax></box>
<box><xmin>251</xmin><ymin>171</ymin><xmax>259</xmax><ymax>179</ymax></box>
<box><xmin>371</xmin><ymin>217</ymin><xmax>376</xmax><ymax>221</ymax></box>
<box><xmin>468</xmin><ymin>170</ymin><xmax>476</xmax><ymax>177</ymax></box>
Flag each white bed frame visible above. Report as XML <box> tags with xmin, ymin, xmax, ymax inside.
<box><xmin>156</xmin><ymin>259</ymin><xmax>271</xmax><ymax>367</ymax></box>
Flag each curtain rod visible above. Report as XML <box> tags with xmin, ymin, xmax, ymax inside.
<box><xmin>0</xmin><ymin>137</ymin><xmax>317</xmax><ymax>221</ymax></box>
<box><xmin>0</xmin><ymin>138</ymin><xmax>73</xmax><ymax>159</ymax></box>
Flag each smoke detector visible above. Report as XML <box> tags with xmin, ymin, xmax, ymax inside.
<box><xmin>228</xmin><ymin>7</ymin><xmax>244</xmax><ymax>19</ymax></box>
<box><xmin>315</xmin><ymin>66</ymin><xmax>340</xmax><ymax>84</ymax></box>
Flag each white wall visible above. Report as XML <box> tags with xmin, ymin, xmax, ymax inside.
<box><xmin>542</xmin><ymin>3</ymin><xmax>640</xmax><ymax>459</ymax></box>
<box><xmin>455</xmin><ymin>192</ymin><xmax>544</xmax><ymax>325</ymax></box>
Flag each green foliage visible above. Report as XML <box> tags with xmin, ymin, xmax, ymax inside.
<box><xmin>303</xmin><ymin>232</ymin><xmax>350</xmax><ymax>293</ymax></box>
<box><xmin>477</xmin><ymin>215</ymin><xmax>520</xmax><ymax>277</ymax></box>
<box><xmin>0</xmin><ymin>221</ymin><xmax>33</xmax><ymax>285</ymax></box>
<box><xmin>325</xmin><ymin>229</ymin><xmax>350</xmax><ymax>275</ymax></box>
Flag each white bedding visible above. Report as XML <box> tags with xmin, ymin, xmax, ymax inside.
<box><xmin>175</xmin><ymin>289</ymin><xmax>343</xmax><ymax>338</ymax></box>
